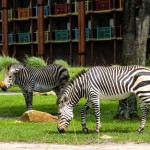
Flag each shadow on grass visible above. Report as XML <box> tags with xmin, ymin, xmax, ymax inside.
<box><xmin>44</xmin><ymin>125</ymin><xmax>133</xmax><ymax>134</ymax></box>
<box><xmin>0</xmin><ymin>103</ymin><xmax>58</xmax><ymax>117</ymax></box>
<box><xmin>44</xmin><ymin>130</ymin><xmax>85</xmax><ymax>135</ymax></box>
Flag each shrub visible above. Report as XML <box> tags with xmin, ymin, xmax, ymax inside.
<box><xmin>53</xmin><ymin>59</ymin><xmax>69</xmax><ymax>69</ymax></box>
<box><xmin>24</xmin><ymin>56</ymin><xmax>47</xmax><ymax>67</ymax></box>
<box><xmin>0</xmin><ymin>56</ymin><xmax>19</xmax><ymax>71</ymax></box>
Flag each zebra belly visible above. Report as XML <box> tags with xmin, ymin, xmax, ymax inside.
<box><xmin>33</xmin><ymin>84</ymin><xmax>54</xmax><ymax>92</ymax></box>
<box><xmin>100</xmin><ymin>92</ymin><xmax>132</xmax><ymax>100</ymax></box>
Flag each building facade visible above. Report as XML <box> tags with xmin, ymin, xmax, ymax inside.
<box><xmin>0</xmin><ymin>0</ymin><xmax>148</xmax><ymax>66</ymax></box>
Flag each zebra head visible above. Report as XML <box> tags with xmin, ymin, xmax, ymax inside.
<box><xmin>1</xmin><ymin>64</ymin><xmax>24</xmax><ymax>91</ymax></box>
<box><xmin>57</xmin><ymin>95</ymin><xmax>74</xmax><ymax>133</ymax></box>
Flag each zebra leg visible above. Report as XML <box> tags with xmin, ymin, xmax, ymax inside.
<box><xmin>91</xmin><ymin>99</ymin><xmax>101</xmax><ymax>134</ymax></box>
<box><xmin>137</xmin><ymin>103</ymin><xmax>149</xmax><ymax>133</ymax></box>
<box><xmin>53</xmin><ymin>86</ymin><xmax>59</xmax><ymax>97</ymax></box>
<box><xmin>23</xmin><ymin>91</ymin><xmax>33</xmax><ymax>110</ymax></box>
<box><xmin>81</xmin><ymin>101</ymin><xmax>90</xmax><ymax>133</ymax></box>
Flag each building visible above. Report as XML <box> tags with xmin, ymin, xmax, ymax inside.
<box><xmin>1</xmin><ymin>0</ymin><xmax>147</xmax><ymax>66</ymax></box>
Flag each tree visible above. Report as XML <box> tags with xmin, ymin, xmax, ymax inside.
<box><xmin>135</xmin><ymin>0</ymin><xmax>150</xmax><ymax>65</ymax></box>
<box><xmin>114</xmin><ymin>0</ymin><xmax>150</xmax><ymax>120</ymax></box>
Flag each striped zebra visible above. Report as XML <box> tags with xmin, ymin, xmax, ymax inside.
<box><xmin>1</xmin><ymin>63</ymin><xmax>69</xmax><ymax>110</ymax></box>
<box><xmin>57</xmin><ymin>65</ymin><xmax>150</xmax><ymax>134</ymax></box>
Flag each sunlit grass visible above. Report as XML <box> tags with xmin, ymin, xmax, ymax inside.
<box><xmin>0</xmin><ymin>95</ymin><xmax>150</xmax><ymax>144</ymax></box>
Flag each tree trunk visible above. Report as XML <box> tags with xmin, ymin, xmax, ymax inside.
<box><xmin>114</xmin><ymin>0</ymin><xmax>150</xmax><ymax>120</ymax></box>
<box><xmin>114</xmin><ymin>95</ymin><xmax>139</xmax><ymax>120</ymax></box>
<box><xmin>122</xmin><ymin>0</ymin><xmax>136</xmax><ymax>66</ymax></box>
<box><xmin>135</xmin><ymin>0</ymin><xmax>150</xmax><ymax>65</ymax></box>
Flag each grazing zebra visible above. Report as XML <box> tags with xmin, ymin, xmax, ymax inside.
<box><xmin>1</xmin><ymin>63</ymin><xmax>69</xmax><ymax>110</ymax></box>
<box><xmin>57</xmin><ymin>65</ymin><xmax>150</xmax><ymax>134</ymax></box>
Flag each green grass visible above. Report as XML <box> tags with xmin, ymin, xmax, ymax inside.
<box><xmin>0</xmin><ymin>67</ymin><xmax>150</xmax><ymax>144</ymax></box>
<box><xmin>0</xmin><ymin>95</ymin><xmax>150</xmax><ymax>144</ymax></box>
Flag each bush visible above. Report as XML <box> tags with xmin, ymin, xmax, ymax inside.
<box><xmin>0</xmin><ymin>56</ymin><xmax>19</xmax><ymax>70</ymax></box>
<box><xmin>24</xmin><ymin>56</ymin><xmax>47</xmax><ymax>67</ymax></box>
<box><xmin>53</xmin><ymin>59</ymin><xmax>69</xmax><ymax>69</ymax></box>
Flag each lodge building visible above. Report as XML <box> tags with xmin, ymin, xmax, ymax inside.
<box><xmin>0</xmin><ymin>0</ymin><xmax>149</xmax><ymax>66</ymax></box>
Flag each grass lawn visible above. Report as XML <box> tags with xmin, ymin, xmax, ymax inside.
<box><xmin>0</xmin><ymin>94</ymin><xmax>150</xmax><ymax>144</ymax></box>
<box><xmin>0</xmin><ymin>67</ymin><xmax>150</xmax><ymax>144</ymax></box>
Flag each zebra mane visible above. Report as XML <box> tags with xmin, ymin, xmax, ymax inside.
<box><xmin>70</xmin><ymin>69</ymin><xmax>86</xmax><ymax>84</ymax></box>
<box><xmin>60</xmin><ymin>69</ymin><xmax>86</xmax><ymax>93</ymax></box>
<box><xmin>57</xmin><ymin>69</ymin><xmax>87</xmax><ymax>104</ymax></box>
<box><xmin>9</xmin><ymin>63</ymin><xmax>25</xmax><ymax>68</ymax></box>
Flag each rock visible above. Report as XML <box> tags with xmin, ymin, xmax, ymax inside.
<box><xmin>46</xmin><ymin>91</ymin><xmax>56</xmax><ymax>96</ymax></box>
<box><xmin>18</xmin><ymin>110</ymin><xmax>58</xmax><ymax>123</ymax></box>
<box><xmin>101</xmin><ymin>134</ymin><xmax>113</xmax><ymax>139</ymax></box>
<box><xmin>34</xmin><ymin>91</ymin><xmax>56</xmax><ymax>96</ymax></box>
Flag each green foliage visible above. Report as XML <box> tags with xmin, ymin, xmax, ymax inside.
<box><xmin>69</xmin><ymin>67</ymin><xmax>88</xmax><ymax>79</ymax></box>
<box><xmin>0</xmin><ymin>56</ymin><xmax>19</xmax><ymax>70</ymax></box>
<box><xmin>0</xmin><ymin>69</ymin><xmax>4</xmax><ymax>81</ymax></box>
<box><xmin>24</xmin><ymin>56</ymin><xmax>47</xmax><ymax>67</ymax></box>
<box><xmin>53</xmin><ymin>59</ymin><xmax>69</xmax><ymax>69</ymax></box>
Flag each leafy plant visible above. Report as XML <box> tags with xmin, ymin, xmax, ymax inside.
<box><xmin>53</xmin><ymin>59</ymin><xmax>69</xmax><ymax>69</ymax></box>
<box><xmin>0</xmin><ymin>56</ymin><xmax>19</xmax><ymax>70</ymax></box>
<box><xmin>24</xmin><ymin>56</ymin><xmax>47</xmax><ymax>67</ymax></box>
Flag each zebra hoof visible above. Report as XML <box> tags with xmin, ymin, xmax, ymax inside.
<box><xmin>135</xmin><ymin>129</ymin><xmax>143</xmax><ymax>134</ymax></box>
<box><xmin>135</xmin><ymin>130</ymin><xmax>140</xmax><ymax>134</ymax></box>
<box><xmin>135</xmin><ymin>127</ymin><xmax>144</xmax><ymax>134</ymax></box>
<box><xmin>93</xmin><ymin>130</ymin><xmax>98</xmax><ymax>134</ymax></box>
<box><xmin>83</xmin><ymin>128</ymin><xmax>89</xmax><ymax>134</ymax></box>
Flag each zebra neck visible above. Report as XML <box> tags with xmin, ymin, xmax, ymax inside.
<box><xmin>68</xmin><ymin>80</ymin><xmax>86</xmax><ymax>107</ymax></box>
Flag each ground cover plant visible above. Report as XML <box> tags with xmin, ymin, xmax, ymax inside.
<box><xmin>0</xmin><ymin>67</ymin><xmax>150</xmax><ymax>144</ymax></box>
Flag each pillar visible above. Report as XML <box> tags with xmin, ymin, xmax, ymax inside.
<box><xmin>78</xmin><ymin>0</ymin><xmax>86</xmax><ymax>66</ymax></box>
<box><xmin>37</xmin><ymin>0</ymin><xmax>44</xmax><ymax>57</ymax></box>
<box><xmin>2</xmin><ymin>0</ymin><xmax>8</xmax><ymax>55</ymax></box>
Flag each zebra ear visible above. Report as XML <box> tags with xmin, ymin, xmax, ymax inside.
<box><xmin>57</xmin><ymin>95</ymin><xmax>68</xmax><ymax>105</ymax></box>
<box><xmin>61</xmin><ymin>95</ymin><xmax>68</xmax><ymax>105</ymax></box>
<box><xmin>64</xmin><ymin>95</ymin><xmax>68</xmax><ymax>103</ymax></box>
<box><xmin>15</xmin><ymin>68</ymin><xmax>20</xmax><ymax>72</ymax></box>
<box><xmin>15</xmin><ymin>64</ymin><xmax>24</xmax><ymax>73</ymax></box>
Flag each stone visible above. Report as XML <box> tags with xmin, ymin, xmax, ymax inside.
<box><xmin>34</xmin><ymin>91</ymin><xmax>56</xmax><ymax>96</ymax></box>
<box><xmin>18</xmin><ymin>110</ymin><xmax>58</xmax><ymax>123</ymax></box>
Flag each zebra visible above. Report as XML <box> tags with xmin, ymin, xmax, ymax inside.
<box><xmin>57</xmin><ymin>65</ymin><xmax>150</xmax><ymax>134</ymax></box>
<box><xmin>1</xmin><ymin>63</ymin><xmax>69</xmax><ymax>110</ymax></box>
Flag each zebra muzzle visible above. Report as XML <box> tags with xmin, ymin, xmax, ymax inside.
<box><xmin>57</xmin><ymin>127</ymin><xmax>66</xmax><ymax>134</ymax></box>
<box><xmin>1</xmin><ymin>86</ymin><xmax>8</xmax><ymax>91</ymax></box>
<box><xmin>0</xmin><ymin>82</ymin><xmax>8</xmax><ymax>91</ymax></box>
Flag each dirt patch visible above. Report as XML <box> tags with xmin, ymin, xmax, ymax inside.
<box><xmin>0</xmin><ymin>142</ymin><xmax>150</xmax><ymax>150</ymax></box>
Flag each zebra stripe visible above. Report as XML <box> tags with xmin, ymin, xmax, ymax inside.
<box><xmin>1</xmin><ymin>63</ymin><xmax>69</xmax><ymax>110</ymax></box>
<box><xmin>57</xmin><ymin>65</ymin><xmax>150</xmax><ymax>134</ymax></box>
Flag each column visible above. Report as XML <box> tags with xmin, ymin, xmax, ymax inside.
<box><xmin>2</xmin><ymin>0</ymin><xmax>8</xmax><ymax>55</ymax></box>
<box><xmin>37</xmin><ymin>0</ymin><xmax>44</xmax><ymax>57</ymax></box>
<box><xmin>78</xmin><ymin>0</ymin><xmax>86</xmax><ymax>66</ymax></box>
